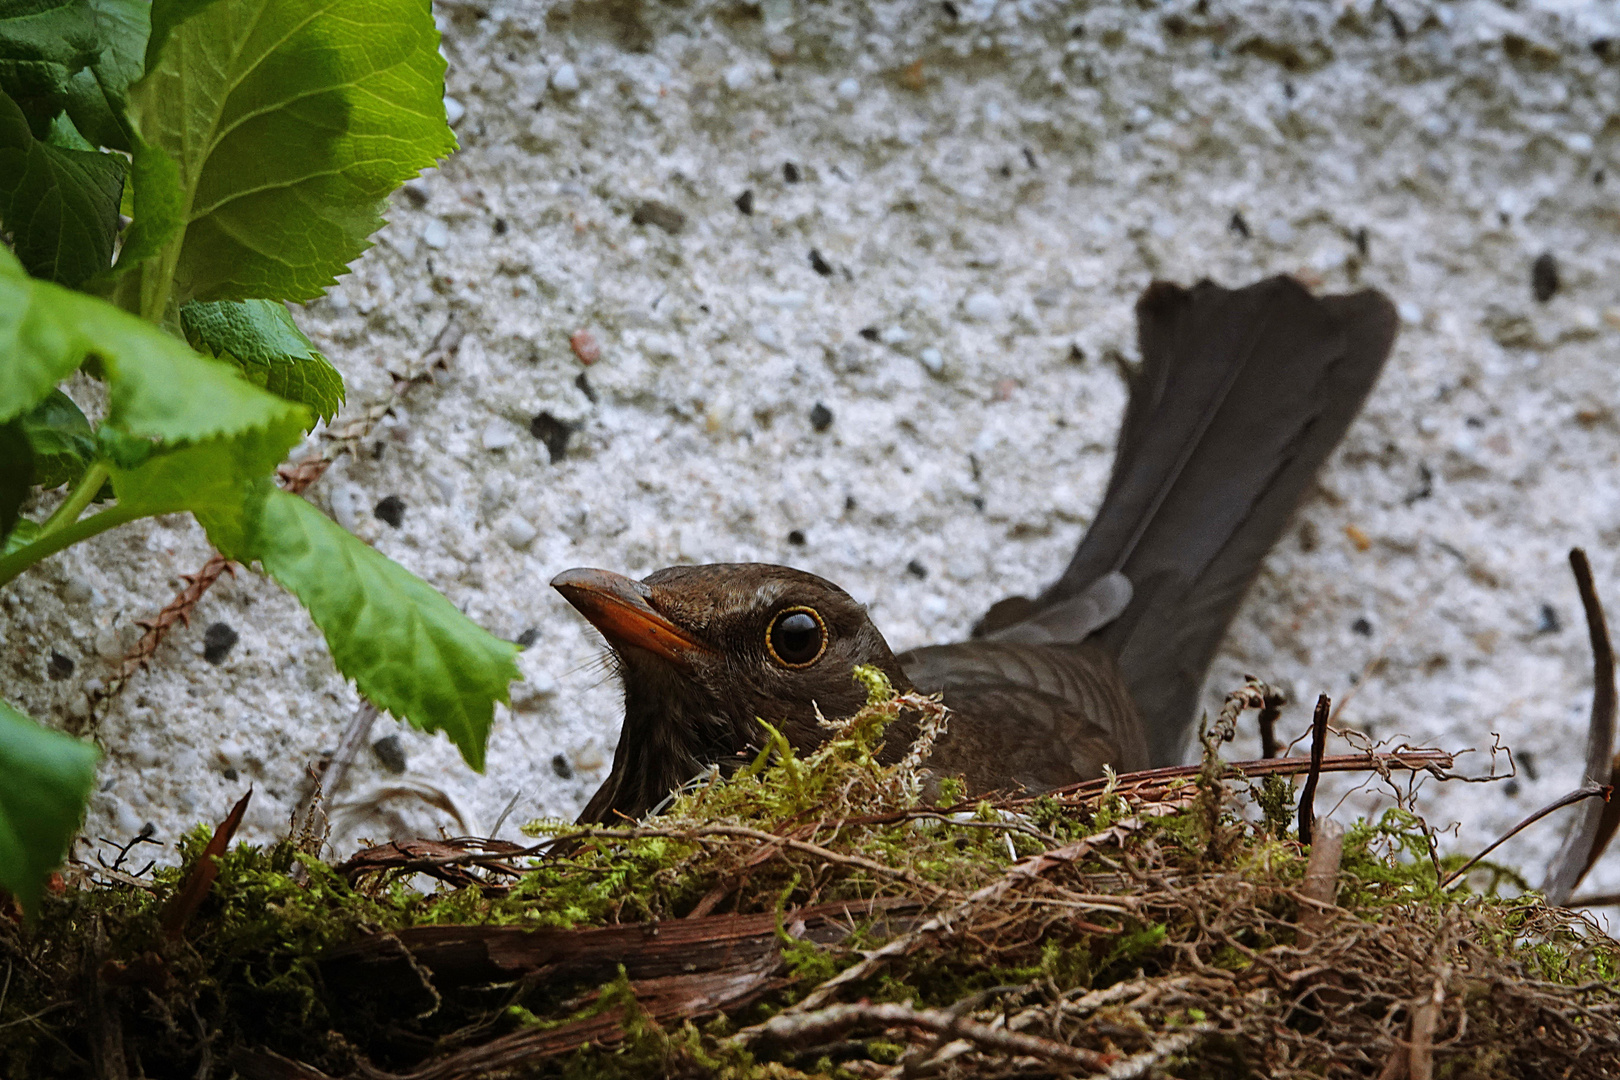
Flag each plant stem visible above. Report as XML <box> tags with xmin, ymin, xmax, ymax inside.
<box><xmin>38</xmin><ymin>463</ymin><xmax>111</xmax><ymax>537</ymax></box>
<box><xmin>0</xmin><ymin>501</ymin><xmax>145</xmax><ymax>588</ymax></box>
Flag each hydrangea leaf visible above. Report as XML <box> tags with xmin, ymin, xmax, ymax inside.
<box><xmin>124</xmin><ymin>0</ymin><xmax>456</xmax><ymax>304</ymax></box>
<box><xmin>228</xmin><ymin>487</ymin><xmax>520</xmax><ymax>772</ymax></box>
<box><xmin>0</xmin><ymin>90</ymin><xmax>125</xmax><ymax>287</ymax></box>
<box><xmin>182</xmin><ymin>299</ymin><xmax>345</xmax><ymax>424</ymax></box>
<box><xmin>0</xmin><ymin>701</ymin><xmax>99</xmax><ymax>920</ymax></box>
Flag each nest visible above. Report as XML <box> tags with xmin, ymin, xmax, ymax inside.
<box><xmin>4</xmin><ymin>664</ymin><xmax>1619</xmax><ymax>1080</ymax></box>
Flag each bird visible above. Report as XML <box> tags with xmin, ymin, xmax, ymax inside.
<box><xmin>553</xmin><ymin>275</ymin><xmax>1398</xmax><ymax>825</ymax></box>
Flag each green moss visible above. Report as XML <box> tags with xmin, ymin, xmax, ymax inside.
<box><xmin>5</xmin><ymin>672</ymin><xmax>1617</xmax><ymax>1078</ymax></box>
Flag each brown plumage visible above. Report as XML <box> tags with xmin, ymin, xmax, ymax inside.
<box><xmin>554</xmin><ymin>275</ymin><xmax>1399</xmax><ymax>824</ymax></box>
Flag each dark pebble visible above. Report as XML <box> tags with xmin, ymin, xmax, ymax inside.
<box><xmin>575</xmin><ymin>372</ymin><xmax>598</xmax><ymax>404</ymax></box>
<box><xmin>1354</xmin><ymin>227</ymin><xmax>1369</xmax><ymax>256</ymax></box>
<box><xmin>735</xmin><ymin>189</ymin><xmax>754</xmax><ymax>215</ymax></box>
<box><xmin>530</xmin><ymin>412</ymin><xmax>575</xmax><ymax>462</ymax></box>
<box><xmin>809</xmin><ymin>402</ymin><xmax>833</xmax><ymax>432</ymax></box>
<box><xmin>1228</xmin><ymin>211</ymin><xmax>1250</xmax><ymax>239</ymax></box>
<box><xmin>631</xmin><ymin>200</ymin><xmax>687</xmax><ymax>234</ymax></box>
<box><xmin>493</xmin><ymin>217</ymin><xmax>508</xmax><ymax>235</ymax></box>
<box><xmin>1504</xmin><ymin>779</ymin><xmax>1520</xmax><ymax>798</ymax></box>
<box><xmin>1592</xmin><ymin>37</ymin><xmax>1614</xmax><ymax>60</ymax></box>
<box><xmin>1536</xmin><ymin>603</ymin><xmax>1561</xmax><ymax>635</ymax></box>
<box><xmin>787</xmin><ymin>529</ymin><xmax>807</xmax><ymax>546</ymax></box>
<box><xmin>783</xmin><ymin>161</ymin><xmax>800</xmax><ymax>183</ymax></box>
<box><xmin>1532</xmin><ymin>252</ymin><xmax>1559</xmax><ymax>302</ymax></box>
<box><xmin>1068</xmin><ymin>343</ymin><xmax>1086</xmax><ymax>362</ymax></box>
<box><xmin>1519</xmin><ymin>750</ymin><xmax>1539</xmax><ymax>781</ymax></box>
<box><xmin>858</xmin><ymin>326</ymin><xmax>880</xmax><ymax>342</ymax></box>
<box><xmin>47</xmin><ymin>651</ymin><xmax>74</xmax><ymax>680</ymax></box>
<box><xmin>844</xmin><ymin>495</ymin><xmax>858</xmax><ymax>512</ymax></box>
<box><xmin>374</xmin><ymin>495</ymin><xmax>406</xmax><ymax>528</ymax></box>
<box><xmin>223</xmin><ymin>767</ymin><xmax>238</xmax><ymax>782</ymax></box>
<box><xmin>809</xmin><ymin>248</ymin><xmax>833</xmax><ymax>276</ymax></box>
<box><xmin>942</xmin><ymin>0</ymin><xmax>959</xmax><ymax>19</ymax></box>
<box><xmin>1405</xmin><ymin>462</ymin><xmax>1433</xmax><ymax>505</ymax></box>
<box><xmin>371</xmin><ymin>734</ymin><xmax>408</xmax><ymax>775</ymax></box>
<box><xmin>551</xmin><ymin>753</ymin><xmax>574</xmax><ymax>780</ymax></box>
<box><xmin>401</xmin><ymin>183</ymin><xmax>429</xmax><ymax>209</ymax></box>
<box><xmin>1351</xmin><ymin>617</ymin><xmax>1373</xmax><ymax>637</ymax></box>
<box><xmin>516</xmin><ymin>627</ymin><xmax>540</xmax><ymax>648</ymax></box>
<box><xmin>1022</xmin><ymin>147</ymin><xmax>1037</xmax><ymax>169</ymax></box>
<box><xmin>972</xmin><ymin>496</ymin><xmax>985</xmax><ymax>512</ymax></box>
<box><xmin>907</xmin><ymin>560</ymin><xmax>928</xmax><ymax>580</ymax></box>
<box><xmin>203</xmin><ymin>622</ymin><xmax>239</xmax><ymax>664</ymax></box>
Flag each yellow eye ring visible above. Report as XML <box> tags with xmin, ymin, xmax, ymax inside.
<box><xmin>766</xmin><ymin>606</ymin><xmax>827</xmax><ymax>668</ymax></box>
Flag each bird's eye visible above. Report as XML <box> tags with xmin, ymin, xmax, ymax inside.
<box><xmin>766</xmin><ymin>606</ymin><xmax>827</xmax><ymax>668</ymax></box>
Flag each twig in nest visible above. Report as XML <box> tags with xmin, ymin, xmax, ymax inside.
<box><xmin>1004</xmin><ymin>748</ymin><xmax>1456</xmax><ymax>808</ymax></box>
<box><xmin>1298</xmin><ymin>694</ymin><xmax>1331</xmax><ymax>846</ymax></box>
<box><xmin>1259</xmin><ymin>692</ymin><xmax>1284</xmax><ymax>759</ymax></box>
<box><xmin>1297</xmin><ymin>817</ymin><xmax>1345</xmax><ymax>940</ymax></box>
<box><xmin>289</xmin><ymin>701</ymin><xmax>379</xmax><ymax>857</ymax></box>
<box><xmin>1541</xmin><ymin>548</ymin><xmax>1618</xmax><ymax>905</ymax></box>
<box><xmin>1442</xmin><ymin>785</ymin><xmax>1608</xmax><ymax>890</ymax></box>
<box><xmin>765</xmin><ymin>808</ymin><xmax>1166</xmax><ymax>1017</ymax></box>
<box><xmin>161</xmin><ymin>788</ymin><xmax>252</xmax><ymax>939</ymax></box>
<box><xmin>734</xmin><ymin>1000</ymin><xmax>1110</xmax><ymax>1070</ymax></box>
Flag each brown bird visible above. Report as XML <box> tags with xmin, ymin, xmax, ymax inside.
<box><xmin>554</xmin><ymin>275</ymin><xmax>1398</xmax><ymax>824</ymax></box>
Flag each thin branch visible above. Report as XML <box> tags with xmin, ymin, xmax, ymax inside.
<box><xmin>1298</xmin><ymin>695</ymin><xmax>1331</xmax><ymax>846</ymax></box>
<box><xmin>1443</xmin><ymin>785</ymin><xmax>1608</xmax><ymax>890</ymax></box>
<box><xmin>1541</xmin><ymin>548</ymin><xmax>1618</xmax><ymax>905</ymax></box>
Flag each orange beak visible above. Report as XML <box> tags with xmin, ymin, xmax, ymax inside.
<box><xmin>551</xmin><ymin>567</ymin><xmax>708</xmax><ymax>665</ymax></box>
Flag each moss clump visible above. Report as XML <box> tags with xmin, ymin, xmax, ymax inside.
<box><xmin>3</xmin><ymin>670</ymin><xmax>1618</xmax><ymax>1078</ymax></box>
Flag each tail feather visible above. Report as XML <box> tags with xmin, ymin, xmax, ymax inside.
<box><xmin>985</xmin><ymin>276</ymin><xmax>1397</xmax><ymax>765</ymax></box>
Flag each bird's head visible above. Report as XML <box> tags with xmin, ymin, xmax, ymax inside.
<box><xmin>552</xmin><ymin>563</ymin><xmax>912</xmax><ymax>822</ymax></box>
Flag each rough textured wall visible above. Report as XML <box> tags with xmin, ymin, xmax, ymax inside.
<box><xmin>7</xmin><ymin>0</ymin><xmax>1620</xmax><ymax>896</ymax></box>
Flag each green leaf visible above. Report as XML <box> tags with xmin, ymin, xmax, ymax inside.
<box><xmin>108</xmin><ymin>418</ymin><xmax>300</xmax><ymax>552</ymax></box>
<box><xmin>0</xmin><ymin>421</ymin><xmax>33</xmax><ymax>541</ymax></box>
<box><xmin>182</xmin><ymin>299</ymin><xmax>345</xmax><ymax>424</ymax></box>
<box><xmin>122</xmin><ymin>0</ymin><xmax>456</xmax><ymax>305</ymax></box>
<box><xmin>0</xmin><ymin>89</ymin><xmax>125</xmax><ymax>286</ymax></box>
<box><xmin>18</xmin><ymin>388</ymin><xmax>94</xmax><ymax>489</ymax></box>
<box><xmin>0</xmin><ymin>0</ymin><xmax>150</xmax><ymax>151</ymax></box>
<box><xmin>0</xmin><ymin>700</ymin><xmax>99</xmax><ymax>919</ymax></box>
<box><xmin>0</xmin><ymin>246</ymin><xmax>310</xmax><ymax>451</ymax></box>
<box><xmin>232</xmin><ymin>487</ymin><xmax>520</xmax><ymax>772</ymax></box>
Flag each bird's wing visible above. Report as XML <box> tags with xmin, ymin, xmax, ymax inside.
<box><xmin>899</xmin><ymin>640</ymin><xmax>1150</xmax><ymax>791</ymax></box>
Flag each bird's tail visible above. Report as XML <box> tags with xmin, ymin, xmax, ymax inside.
<box><xmin>979</xmin><ymin>275</ymin><xmax>1398</xmax><ymax>766</ymax></box>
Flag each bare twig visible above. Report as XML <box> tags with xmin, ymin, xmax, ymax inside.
<box><xmin>1443</xmin><ymin>785</ymin><xmax>1608</xmax><ymax>890</ymax></box>
<box><xmin>1298</xmin><ymin>818</ymin><xmax>1345</xmax><ymax>940</ymax></box>
<box><xmin>1026</xmin><ymin>748</ymin><xmax>1456</xmax><ymax>806</ymax></box>
<box><xmin>1298</xmin><ymin>695</ymin><xmax>1331</xmax><ymax>846</ymax></box>
<box><xmin>1541</xmin><ymin>548</ymin><xmax>1618</xmax><ymax>905</ymax></box>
